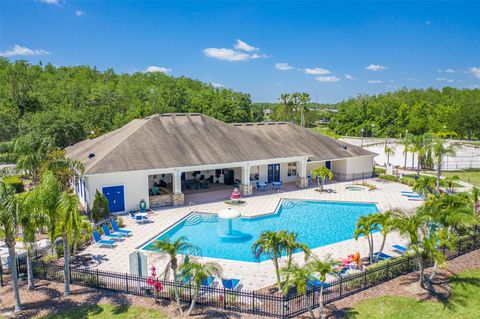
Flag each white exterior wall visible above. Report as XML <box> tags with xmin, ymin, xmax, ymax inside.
<box><xmin>346</xmin><ymin>156</ymin><xmax>374</xmax><ymax>175</ymax></box>
<box><xmin>306</xmin><ymin>161</ymin><xmax>325</xmax><ymax>176</ymax></box>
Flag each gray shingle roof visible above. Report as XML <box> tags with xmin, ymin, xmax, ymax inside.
<box><xmin>66</xmin><ymin>113</ymin><xmax>375</xmax><ymax>175</ymax></box>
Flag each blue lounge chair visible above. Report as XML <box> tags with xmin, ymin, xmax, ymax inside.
<box><xmin>373</xmin><ymin>252</ymin><xmax>392</xmax><ymax>261</ymax></box>
<box><xmin>129</xmin><ymin>211</ymin><xmax>136</xmax><ymax>220</ymax></box>
<box><xmin>392</xmin><ymin>244</ymin><xmax>408</xmax><ymax>254</ymax></box>
<box><xmin>401</xmin><ymin>191</ymin><xmax>415</xmax><ymax>194</ymax></box>
<box><xmin>92</xmin><ymin>230</ymin><xmax>116</xmax><ymax>248</ymax></box>
<box><xmin>201</xmin><ymin>276</ymin><xmax>216</xmax><ymax>287</ymax></box>
<box><xmin>135</xmin><ymin>214</ymin><xmax>150</xmax><ymax>224</ymax></box>
<box><xmin>336</xmin><ymin>267</ymin><xmax>350</xmax><ymax>277</ymax></box>
<box><xmin>307</xmin><ymin>276</ymin><xmax>330</xmax><ymax>289</ymax></box>
<box><xmin>111</xmin><ymin>220</ymin><xmax>132</xmax><ymax>236</ymax></box>
<box><xmin>101</xmin><ymin>224</ymin><xmax>125</xmax><ymax>240</ymax></box>
<box><xmin>222</xmin><ymin>278</ymin><xmax>241</xmax><ymax>290</ymax></box>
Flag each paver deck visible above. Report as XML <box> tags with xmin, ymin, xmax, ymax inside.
<box><xmin>78</xmin><ymin>179</ymin><xmax>422</xmax><ymax>290</ymax></box>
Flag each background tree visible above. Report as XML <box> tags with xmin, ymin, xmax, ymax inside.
<box><xmin>354</xmin><ymin>214</ymin><xmax>380</xmax><ymax>263</ymax></box>
<box><xmin>308</xmin><ymin>256</ymin><xmax>338</xmax><ymax>319</ymax></box>
<box><xmin>91</xmin><ymin>190</ymin><xmax>110</xmax><ymax>222</ymax></box>
<box><xmin>298</xmin><ymin>93</ymin><xmax>311</xmax><ymax>127</ymax></box>
<box><xmin>281</xmin><ymin>263</ymin><xmax>315</xmax><ymax>319</ymax></box>
<box><xmin>431</xmin><ymin>138</ymin><xmax>458</xmax><ymax>192</ymax></box>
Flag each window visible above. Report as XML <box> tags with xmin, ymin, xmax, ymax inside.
<box><xmin>287</xmin><ymin>162</ymin><xmax>297</xmax><ymax>177</ymax></box>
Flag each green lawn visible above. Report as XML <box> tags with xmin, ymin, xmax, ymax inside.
<box><xmin>443</xmin><ymin>169</ymin><xmax>480</xmax><ymax>187</ymax></box>
<box><xmin>346</xmin><ymin>269</ymin><xmax>480</xmax><ymax>319</ymax></box>
<box><xmin>312</xmin><ymin>126</ymin><xmax>340</xmax><ymax>138</ymax></box>
<box><xmin>44</xmin><ymin>304</ymin><xmax>167</xmax><ymax>319</ymax></box>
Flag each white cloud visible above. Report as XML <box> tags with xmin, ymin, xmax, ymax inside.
<box><xmin>203</xmin><ymin>43</ymin><xmax>267</xmax><ymax>62</ymax></box>
<box><xmin>75</xmin><ymin>10</ymin><xmax>85</xmax><ymax>17</ymax></box>
<box><xmin>145</xmin><ymin>66</ymin><xmax>171</xmax><ymax>73</ymax></box>
<box><xmin>426</xmin><ymin>20</ymin><xmax>432</xmax><ymax>25</ymax></box>
<box><xmin>386</xmin><ymin>84</ymin><xmax>400</xmax><ymax>88</ymax></box>
<box><xmin>345</xmin><ymin>74</ymin><xmax>356</xmax><ymax>80</ymax></box>
<box><xmin>0</xmin><ymin>44</ymin><xmax>49</xmax><ymax>57</ymax></box>
<box><xmin>436</xmin><ymin>77</ymin><xmax>447</xmax><ymax>81</ymax></box>
<box><xmin>447</xmin><ymin>79</ymin><xmax>454</xmax><ymax>83</ymax></box>
<box><xmin>316</xmin><ymin>76</ymin><xmax>340</xmax><ymax>82</ymax></box>
<box><xmin>275</xmin><ymin>62</ymin><xmax>294</xmax><ymax>71</ymax></box>
<box><xmin>303</xmin><ymin>67</ymin><xmax>331</xmax><ymax>75</ymax></box>
<box><xmin>234</xmin><ymin>39</ymin><xmax>258</xmax><ymax>52</ymax></box>
<box><xmin>366</xmin><ymin>64</ymin><xmax>387</xmax><ymax>71</ymax></box>
<box><xmin>469</xmin><ymin>67</ymin><xmax>480</xmax><ymax>79</ymax></box>
<box><xmin>210</xmin><ymin>82</ymin><xmax>223</xmax><ymax>88</ymax></box>
<box><xmin>40</xmin><ymin>0</ymin><xmax>59</xmax><ymax>4</ymax></box>
<box><xmin>367</xmin><ymin>80</ymin><xmax>382</xmax><ymax>84</ymax></box>
<box><xmin>438</xmin><ymin>68</ymin><xmax>455</xmax><ymax>73</ymax></box>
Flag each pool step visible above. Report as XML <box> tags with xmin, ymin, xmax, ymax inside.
<box><xmin>202</xmin><ymin>215</ymin><xmax>218</xmax><ymax>223</ymax></box>
<box><xmin>184</xmin><ymin>213</ymin><xmax>202</xmax><ymax>226</ymax></box>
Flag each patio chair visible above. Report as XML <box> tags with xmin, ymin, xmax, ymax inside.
<box><xmin>373</xmin><ymin>252</ymin><xmax>392</xmax><ymax>261</ymax></box>
<box><xmin>92</xmin><ymin>230</ymin><xmax>116</xmax><ymax>248</ymax></box>
<box><xmin>201</xmin><ymin>276</ymin><xmax>216</xmax><ymax>287</ymax></box>
<box><xmin>111</xmin><ymin>220</ymin><xmax>132</xmax><ymax>236</ymax></box>
<box><xmin>129</xmin><ymin>211</ymin><xmax>136</xmax><ymax>220</ymax></box>
<box><xmin>135</xmin><ymin>214</ymin><xmax>150</xmax><ymax>224</ymax></box>
<box><xmin>222</xmin><ymin>278</ymin><xmax>241</xmax><ymax>290</ymax></box>
<box><xmin>101</xmin><ymin>224</ymin><xmax>125</xmax><ymax>240</ymax></box>
<box><xmin>307</xmin><ymin>276</ymin><xmax>330</xmax><ymax>290</ymax></box>
<box><xmin>392</xmin><ymin>244</ymin><xmax>408</xmax><ymax>255</ymax></box>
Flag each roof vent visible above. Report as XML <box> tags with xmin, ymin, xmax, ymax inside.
<box><xmin>343</xmin><ymin>145</ymin><xmax>348</xmax><ymax>150</ymax></box>
<box><xmin>88</xmin><ymin>153</ymin><xmax>96</xmax><ymax>159</ymax></box>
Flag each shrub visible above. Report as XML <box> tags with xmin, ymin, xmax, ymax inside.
<box><xmin>378</xmin><ymin>174</ymin><xmax>399</xmax><ymax>182</ymax></box>
<box><xmin>41</xmin><ymin>254</ymin><xmax>57</xmax><ymax>264</ymax></box>
<box><xmin>2</xmin><ymin>176</ymin><xmax>24</xmax><ymax>193</ymax></box>
<box><xmin>399</xmin><ymin>177</ymin><xmax>415</xmax><ymax>186</ymax></box>
<box><xmin>116</xmin><ymin>217</ymin><xmax>124</xmax><ymax>228</ymax></box>
<box><xmin>92</xmin><ymin>190</ymin><xmax>110</xmax><ymax>223</ymax></box>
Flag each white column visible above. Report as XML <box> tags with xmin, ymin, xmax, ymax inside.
<box><xmin>241</xmin><ymin>163</ymin><xmax>251</xmax><ymax>184</ymax></box>
<box><xmin>240</xmin><ymin>163</ymin><xmax>253</xmax><ymax>196</ymax></box>
<box><xmin>173</xmin><ymin>169</ymin><xmax>182</xmax><ymax>194</ymax></box>
<box><xmin>296</xmin><ymin>158</ymin><xmax>308</xmax><ymax>188</ymax></box>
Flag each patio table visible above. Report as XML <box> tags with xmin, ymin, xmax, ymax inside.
<box><xmin>137</xmin><ymin>212</ymin><xmax>149</xmax><ymax>218</ymax></box>
<box><xmin>257</xmin><ymin>182</ymin><xmax>268</xmax><ymax>191</ymax></box>
<box><xmin>272</xmin><ymin>182</ymin><xmax>283</xmax><ymax>190</ymax></box>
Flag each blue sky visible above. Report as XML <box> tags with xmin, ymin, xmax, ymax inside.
<box><xmin>1</xmin><ymin>1</ymin><xmax>479</xmax><ymax>103</ymax></box>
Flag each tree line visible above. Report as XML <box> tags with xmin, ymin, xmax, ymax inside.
<box><xmin>329</xmin><ymin>88</ymin><xmax>480</xmax><ymax>140</ymax></box>
<box><xmin>0</xmin><ymin>58</ymin><xmax>263</xmax><ymax>148</ymax></box>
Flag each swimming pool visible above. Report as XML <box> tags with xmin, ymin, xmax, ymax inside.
<box><xmin>143</xmin><ymin>200</ymin><xmax>378</xmax><ymax>262</ymax></box>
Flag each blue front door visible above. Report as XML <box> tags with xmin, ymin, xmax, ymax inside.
<box><xmin>325</xmin><ymin>161</ymin><xmax>332</xmax><ymax>169</ymax></box>
<box><xmin>102</xmin><ymin>185</ymin><xmax>125</xmax><ymax>213</ymax></box>
<box><xmin>267</xmin><ymin>164</ymin><xmax>281</xmax><ymax>183</ymax></box>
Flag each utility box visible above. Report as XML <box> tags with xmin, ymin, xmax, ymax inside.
<box><xmin>129</xmin><ymin>250</ymin><xmax>148</xmax><ymax>277</ymax></box>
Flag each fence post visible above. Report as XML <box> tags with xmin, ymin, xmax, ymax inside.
<box><xmin>223</xmin><ymin>288</ymin><xmax>227</xmax><ymax>309</ymax></box>
<box><xmin>43</xmin><ymin>260</ymin><xmax>46</xmax><ymax>278</ymax></box>
<box><xmin>125</xmin><ymin>273</ymin><xmax>129</xmax><ymax>294</ymax></box>
<box><xmin>252</xmin><ymin>291</ymin><xmax>255</xmax><ymax>314</ymax></box>
<box><xmin>339</xmin><ymin>276</ymin><xmax>343</xmax><ymax>298</ymax></box>
<box><xmin>364</xmin><ymin>269</ymin><xmax>367</xmax><ymax>288</ymax></box>
<box><xmin>0</xmin><ymin>262</ymin><xmax>3</xmax><ymax>286</ymax></box>
<box><xmin>386</xmin><ymin>260</ymin><xmax>390</xmax><ymax>279</ymax></box>
<box><xmin>96</xmin><ymin>269</ymin><xmax>99</xmax><ymax>288</ymax></box>
<box><xmin>458</xmin><ymin>239</ymin><xmax>462</xmax><ymax>256</ymax></box>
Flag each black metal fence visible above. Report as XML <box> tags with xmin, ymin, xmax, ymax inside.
<box><xmin>5</xmin><ymin>226</ymin><xmax>480</xmax><ymax>318</ymax></box>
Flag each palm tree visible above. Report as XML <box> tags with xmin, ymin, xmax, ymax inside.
<box><xmin>413</xmin><ymin>176</ymin><xmax>437</xmax><ymax>199</ymax></box>
<box><xmin>290</xmin><ymin>92</ymin><xmax>301</xmax><ymax>123</ymax></box>
<box><xmin>36</xmin><ymin>171</ymin><xmax>62</xmax><ymax>255</ymax></box>
<box><xmin>354</xmin><ymin>214</ymin><xmax>380</xmax><ymax>263</ymax></box>
<box><xmin>370</xmin><ymin>210</ymin><xmax>397</xmax><ymax>262</ymax></box>
<box><xmin>391</xmin><ymin>211</ymin><xmax>428</xmax><ymax>287</ymax></box>
<box><xmin>282</xmin><ymin>231</ymin><xmax>310</xmax><ymax>270</ymax></box>
<box><xmin>151</xmin><ymin>236</ymin><xmax>199</xmax><ymax>314</ymax></box>
<box><xmin>444</xmin><ymin>175</ymin><xmax>460</xmax><ymax>193</ymax></box>
<box><xmin>179</xmin><ymin>260</ymin><xmax>223</xmax><ymax>316</ymax></box>
<box><xmin>0</xmin><ymin>181</ymin><xmax>22</xmax><ymax>311</ymax></box>
<box><xmin>252</xmin><ymin>230</ymin><xmax>286</xmax><ymax>291</ymax></box>
<box><xmin>17</xmin><ymin>191</ymin><xmax>46</xmax><ymax>290</ymax></box>
<box><xmin>298</xmin><ymin>93</ymin><xmax>311</xmax><ymax>127</ymax></box>
<box><xmin>432</xmin><ymin>138</ymin><xmax>457</xmax><ymax>192</ymax></box>
<box><xmin>307</xmin><ymin>256</ymin><xmax>338</xmax><ymax>319</ymax></box>
<box><xmin>279</xmin><ymin>93</ymin><xmax>292</xmax><ymax>122</ymax></box>
<box><xmin>384</xmin><ymin>145</ymin><xmax>395</xmax><ymax>166</ymax></box>
<box><xmin>57</xmin><ymin>191</ymin><xmax>81</xmax><ymax>296</ymax></box>
<box><xmin>400</xmin><ymin>134</ymin><xmax>412</xmax><ymax>169</ymax></box>
<box><xmin>311</xmin><ymin>167</ymin><xmax>333</xmax><ymax>192</ymax></box>
<box><xmin>281</xmin><ymin>263</ymin><xmax>315</xmax><ymax>319</ymax></box>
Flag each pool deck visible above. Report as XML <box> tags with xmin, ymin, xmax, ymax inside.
<box><xmin>78</xmin><ymin>179</ymin><xmax>422</xmax><ymax>290</ymax></box>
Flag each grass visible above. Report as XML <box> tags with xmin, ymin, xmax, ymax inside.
<box><xmin>346</xmin><ymin>269</ymin><xmax>480</xmax><ymax>319</ymax></box>
<box><xmin>43</xmin><ymin>304</ymin><xmax>167</xmax><ymax>319</ymax></box>
<box><xmin>312</xmin><ymin>126</ymin><xmax>340</xmax><ymax>138</ymax></box>
<box><xmin>443</xmin><ymin>168</ymin><xmax>480</xmax><ymax>187</ymax></box>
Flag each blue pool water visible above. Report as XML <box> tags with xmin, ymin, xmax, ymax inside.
<box><xmin>143</xmin><ymin>200</ymin><xmax>378</xmax><ymax>262</ymax></box>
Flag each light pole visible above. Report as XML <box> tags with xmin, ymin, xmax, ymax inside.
<box><xmin>371</xmin><ymin>124</ymin><xmax>375</xmax><ymax>140</ymax></box>
<box><xmin>361</xmin><ymin>128</ymin><xmax>364</xmax><ymax>148</ymax></box>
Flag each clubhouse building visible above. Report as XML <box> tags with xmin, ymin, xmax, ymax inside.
<box><xmin>66</xmin><ymin>113</ymin><xmax>376</xmax><ymax>213</ymax></box>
